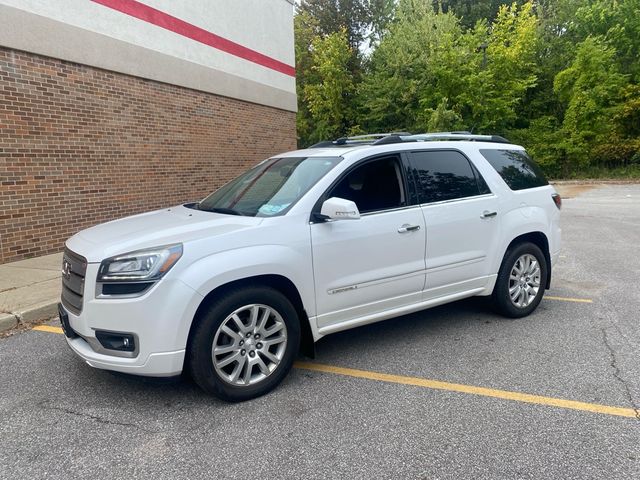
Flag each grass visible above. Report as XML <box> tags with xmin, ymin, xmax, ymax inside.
<box><xmin>549</xmin><ymin>165</ymin><xmax>640</xmax><ymax>181</ymax></box>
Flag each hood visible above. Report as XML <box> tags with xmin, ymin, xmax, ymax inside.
<box><xmin>66</xmin><ymin>205</ymin><xmax>263</xmax><ymax>262</ymax></box>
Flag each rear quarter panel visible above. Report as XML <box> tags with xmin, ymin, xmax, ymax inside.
<box><xmin>464</xmin><ymin>146</ymin><xmax>559</xmax><ymax>276</ymax></box>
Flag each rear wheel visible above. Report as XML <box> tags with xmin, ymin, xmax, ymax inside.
<box><xmin>189</xmin><ymin>286</ymin><xmax>300</xmax><ymax>402</ymax></box>
<box><xmin>492</xmin><ymin>242</ymin><xmax>547</xmax><ymax>318</ymax></box>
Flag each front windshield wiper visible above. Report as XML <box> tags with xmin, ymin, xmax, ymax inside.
<box><xmin>197</xmin><ymin>205</ymin><xmax>246</xmax><ymax>216</ymax></box>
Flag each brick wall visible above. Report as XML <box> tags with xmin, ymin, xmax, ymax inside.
<box><xmin>0</xmin><ymin>47</ymin><xmax>297</xmax><ymax>264</ymax></box>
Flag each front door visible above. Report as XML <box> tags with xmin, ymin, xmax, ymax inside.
<box><xmin>310</xmin><ymin>155</ymin><xmax>426</xmax><ymax>330</ymax></box>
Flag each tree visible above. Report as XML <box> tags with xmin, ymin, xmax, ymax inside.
<box><xmin>302</xmin><ymin>30</ymin><xmax>356</xmax><ymax>143</ymax></box>
<box><xmin>295</xmin><ymin>0</ymin><xmax>396</xmax><ymax>146</ymax></box>
<box><xmin>425</xmin><ymin>97</ymin><xmax>464</xmax><ymax>131</ymax></box>
<box><xmin>294</xmin><ymin>12</ymin><xmax>320</xmax><ymax>145</ymax></box>
<box><xmin>358</xmin><ymin>1</ymin><xmax>539</xmax><ymax>134</ymax></box>
<box><xmin>294</xmin><ymin>0</ymin><xmax>640</xmax><ymax>177</ymax></box>
<box><xmin>554</xmin><ymin>36</ymin><xmax>629</xmax><ymax>171</ymax></box>
<box><xmin>467</xmin><ymin>1</ymin><xmax>538</xmax><ymax>131</ymax></box>
<box><xmin>573</xmin><ymin>0</ymin><xmax>640</xmax><ymax>80</ymax></box>
<box><xmin>434</xmin><ymin>0</ymin><xmax>526</xmax><ymax>28</ymax></box>
<box><xmin>298</xmin><ymin>0</ymin><xmax>373</xmax><ymax>51</ymax></box>
<box><xmin>357</xmin><ymin>1</ymin><xmax>468</xmax><ymax>132</ymax></box>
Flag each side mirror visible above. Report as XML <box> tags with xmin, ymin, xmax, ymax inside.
<box><xmin>319</xmin><ymin>197</ymin><xmax>361</xmax><ymax>221</ymax></box>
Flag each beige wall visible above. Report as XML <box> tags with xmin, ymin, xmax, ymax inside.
<box><xmin>0</xmin><ymin>0</ymin><xmax>297</xmax><ymax>111</ymax></box>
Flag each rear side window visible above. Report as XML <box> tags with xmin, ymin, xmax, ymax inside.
<box><xmin>480</xmin><ymin>149</ymin><xmax>548</xmax><ymax>190</ymax></box>
<box><xmin>409</xmin><ymin>150</ymin><xmax>489</xmax><ymax>204</ymax></box>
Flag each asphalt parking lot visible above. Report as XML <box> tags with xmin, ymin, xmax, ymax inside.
<box><xmin>1</xmin><ymin>184</ymin><xmax>639</xmax><ymax>479</ymax></box>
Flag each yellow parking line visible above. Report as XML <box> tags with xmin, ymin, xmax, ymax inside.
<box><xmin>33</xmin><ymin>325</ymin><xmax>64</xmax><ymax>334</ymax></box>
<box><xmin>545</xmin><ymin>295</ymin><xmax>593</xmax><ymax>304</ymax></box>
<box><xmin>294</xmin><ymin>362</ymin><xmax>637</xmax><ymax>419</ymax></box>
<box><xmin>36</xmin><ymin>324</ymin><xmax>632</xmax><ymax>419</ymax></box>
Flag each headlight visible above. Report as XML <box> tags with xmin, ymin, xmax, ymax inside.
<box><xmin>97</xmin><ymin>244</ymin><xmax>183</xmax><ymax>282</ymax></box>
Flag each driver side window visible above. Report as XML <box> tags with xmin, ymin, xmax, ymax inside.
<box><xmin>327</xmin><ymin>156</ymin><xmax>406</xmax><ymax>213</ymax></box>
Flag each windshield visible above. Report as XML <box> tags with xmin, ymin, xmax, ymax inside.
<box><xmin>194</xmin><ymin>156</ymin><xmax>342</xmax><ymax>217</ymax></box>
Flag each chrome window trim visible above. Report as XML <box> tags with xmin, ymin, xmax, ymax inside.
<box><xmin>360</xmin><ymin>204</ymin><xmax>423</xmax><ymax>217</ymax></box>
<box><xmin>310</xmin><ymin>204</ymin><xmax>423</xmax><ymax>223</ymax></box>
<box><xmin>418</xmin><ymin>193</ymin><xmax>497</xmax><ymax>208</ymax></box>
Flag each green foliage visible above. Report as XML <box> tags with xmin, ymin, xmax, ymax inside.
<box><xmin>294</xmin><ymin>0</ymin><xmax>640</xmax><ymax>178</ymax></box>
<box><xmin>358</xmin><ymin>1</ymin><xmax>538</xmax><ymax>133</ymax></box>
<box><xmin>297</xmin><ymin>0</ymin><xmax>397</xmax><ymax>49</ymax></box>
<box><xmin>435</xmin><ymin>0</ymin><xmax>526</xmax><ymax>28</ymax></box>
<box><xmin>425</xmin><ymin>97</ymin><xmax>464</xmax><ymax>132</ymax></box>
<box><xmin>614</xmin><ymin>85</ymin><xmax>640</xmax><ymax>137</ymax></box>
<box><xmin>464</xmin><ymin>1</ymin><xmax>538</xmax><ymax>131</ymax></box>
<box><xmin>302</xmin><ymin>30</ymin><xmax>356</xmax><ymax>144</ymax></box>
<box><xmin>590</xmin><ymin>139</ymin><xmax>640</xmax><ymax>168</ymax></box>
<box><xmin>562</xmin><ymin>164</ymin><xmax>640</xmax><ymax>180</ymax></box>
<box><xmin>574</xmin><ymin>0</ymin><xmax>640</xmax><ymax>80</ymax></box>
<box><xmin>294</xmin><ymin>12</ymin><xmax>320</xmax><ymax>145</ymax></box>
<box><xmin>297</xmin><ymin>0</ymin><xmax>371</xmax><ymax>50</ymax></box>
<box><xmin>357</xmin><ymin>2</ymin><xmax>463</xmax><ymax>132</ymax></box>
<box><xmin>508</xmin><ymin>116</ymin><xmax>565</xmax><ymax>176</ymax></box>
<box><xmin>553</xmin><ymin>36</ymin><xmax>629</xmax><ymax>169</ymax></box>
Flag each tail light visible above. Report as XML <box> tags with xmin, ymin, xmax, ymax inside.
<box><xmin>552</xmin><ymin>193</ymin><xmax>562</xmax><ymax>210</ymax></box>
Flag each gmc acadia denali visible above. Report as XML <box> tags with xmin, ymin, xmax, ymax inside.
<box><xmin>59</xmin><ymin>132</ymin><xmax>561</xmax><ymax>401</ymax></box>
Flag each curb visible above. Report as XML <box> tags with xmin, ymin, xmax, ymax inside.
<box><xmin>0</xmin><ymin>300</ymin><xmax>58</xmax><ymax>333</ymax></box>
<box><xmin>0</xmin><ymin>313</ymin><xmax>17</xmax><ymax>332</ymax></box>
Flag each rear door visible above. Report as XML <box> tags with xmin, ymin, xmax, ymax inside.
<box><xmin>310</xmin><ymin>154</ymin><xmax>426</xmax><ymax>330</ymax></box>
<box><xmin>407</xmin><ymin>149</ymin><xmax>501</xmax><ymax>298</ymax></box>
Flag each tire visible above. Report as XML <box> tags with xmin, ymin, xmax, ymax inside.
<box><xmin>492</xmin><ymin>242</ymin><xmax>548</xmax><ymax>318</ymax></box>
<box><xmin>188</xmin><ymin>286</ymin><xmax>300</xmax><ymax>402</ymax></box>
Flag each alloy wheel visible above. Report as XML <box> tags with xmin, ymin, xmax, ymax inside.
<box><xmin>508</xmin><ymin>253</ymin><xmax>541</xmax><ymax>308</ymax></box>
<box><xmin>212</xmin><ymin>304</ymin><xmax>288</xmax><ymax>386</ymax></box>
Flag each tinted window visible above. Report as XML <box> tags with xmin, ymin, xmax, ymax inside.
<box><xmin>480</xmin><ymin>149</ymin><xmax>548</xmax><ymax>190</ymax></box>
<box><xmin>409</xmin><ymin>151</ymin><xmax>483</xmax><ymax>203</ymax></box>
<box><xmin>328</xmin><ymin>156</ymin><xmax>405</xmax><ymax>213</ymax></box>
<box><xmin>472</xmin><ymin>163</ymin><xmax>492</xmax><ymax>195</ymax></box>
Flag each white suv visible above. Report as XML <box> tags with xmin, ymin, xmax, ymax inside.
<box><xmin>59</xmin><ymin>132</ymin><xmax>561</xmax><ymax>401</ymax></box>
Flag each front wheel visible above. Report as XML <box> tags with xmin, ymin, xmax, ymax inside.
<box><xmin>188</xmin><ymin>286</ymin><xmax>300</xmax><ymax>402</ymax></box>
<box><xmin>492</xmin><ymin>242</ymin><xmax>548</xmax><ymax>318</ymax></box>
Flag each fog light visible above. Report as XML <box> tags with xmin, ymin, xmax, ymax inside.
<box><xmin>95</xmin><ymin>331</ymin><xmax>136</xmax><ymax>352</ymax></box>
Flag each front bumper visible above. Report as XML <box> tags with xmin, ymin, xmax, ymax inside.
<box><xmin>65</xmin><ymin>333</ymin><xmax>186</xmax><ymax>376</ymax></box>
<box><xmin>61</xmin><ymin>264</ymin><xmax>203</xmax><ymax>377</ymax></box>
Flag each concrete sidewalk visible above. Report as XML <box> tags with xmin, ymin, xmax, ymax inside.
<box><xmin>0</xmin><ymin>252</ymin><xmax>62</xmax><ymax>332</ymax></box>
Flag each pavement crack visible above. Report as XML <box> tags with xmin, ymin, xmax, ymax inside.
<box><xmin>0</xmin><ymin>286</ymin><xmax>19</xmax><ymax>294</ymax></box>
<box><xmin>44</xmin><ymin>404</ymin><xmax>154</xmax><ymax>431</ymax></box>
<box><xmin>602</xmin><ymin>327</ymin><xmax>640</xmax><ymax>421</ymax></box>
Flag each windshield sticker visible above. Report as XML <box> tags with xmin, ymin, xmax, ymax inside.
<box><xmin>258</xmin><ymin>203</ymin><xmax>291</xmax><ymax>215</ymax></box>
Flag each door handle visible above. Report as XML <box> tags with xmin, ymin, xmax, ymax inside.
<box><xmin>481</xmin><ymin>210</ymin><xmax>498</xmax><ymax>219</ymax></box>
<box><xmin>398</xmin><ymin>224</ymin><xmax>421</xmax><ymax>233</ymax></box>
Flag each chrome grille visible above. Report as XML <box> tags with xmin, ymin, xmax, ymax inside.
<box><xmin>61</xmin><ymin>249</ymin><xmax>87</xmax><ymax>315</ymax></box>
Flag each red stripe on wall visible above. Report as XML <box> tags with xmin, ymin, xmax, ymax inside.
<box><xmin>90</xmin><ymin>0</ymin><xmax>296</xmax><ymax>77</ymax></box>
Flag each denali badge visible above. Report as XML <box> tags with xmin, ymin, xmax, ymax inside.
<box><xmin>328</xmin><ymin>285</ymin><xmax>358</xmax><ymax>295</ymax></box>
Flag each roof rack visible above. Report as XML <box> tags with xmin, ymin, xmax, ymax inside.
<box><xmin>406</xmin><ymin>132</ymin><xmax>511</xmax><ymax>144</ymax></box>
<box><xmin>309</xmin><ymin>132</ymin><xmax>412</xmax><ymax>148</ymax></box>
<box><xmin>308</xmin><ymin>131</ymin><xmax>511</xmax><ymax>148</ymax></box>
